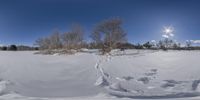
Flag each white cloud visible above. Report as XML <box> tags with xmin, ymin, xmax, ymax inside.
<box><xmin>162</xmin><ymin>33</ymin><xmax>174</xmax><ymax>38</ymax></box>
<box><xmin>151</xmin><ymin>40</ymin><xmax>156</xmax><ymax>43</ymax></box>
<box><xmin>190</xmin><ymin>40</ymin><xmax>200</xmax><ymax>44</ymax></box>
<box><xmin>162</xmin><ymin>34</ymin><xmax>169</xmax><ymax>38</ymax></box>
<box><xmin>169</xmin><ymin>33</ymin><xmax>174</xmax><ymax>37</ymax></box>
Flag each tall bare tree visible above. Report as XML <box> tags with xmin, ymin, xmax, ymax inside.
<box><xmin>35</xmin><ymin>37</ymin><xmax>51</xmax><ymax>50</ymax></box>
<box><xmin>91</xmin><ymin>18</ymin><xmax>127</xmax><ymax>53</ymax></box>
<box><xmin>62</xmin><ymin>24</ymin><xmax>84</xmax><ymax>49</ymax></box>
<box><xmin>90</xmin><ymin>30</ymin><xmax>102</xmax><ymax>45</ymax></box>
<box><xmin>49</xmin><ymin>30</ymin><xmax>62</xmax><ymax>49</ymax></box>
<box><xmin>35</xmin><ymin>30</ymin><xmax>62</xmax><ymax>50</ymax></box>
<box><xmin>186</xmin><ymin>40</ymin><xmax>192</xmax><ymax>48</ymax></box>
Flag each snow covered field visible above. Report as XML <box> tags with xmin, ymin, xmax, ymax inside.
<box><xmin>0</xmin><ymin>50</ymin><xmax>200</xmax><ymax>100</ymax></box>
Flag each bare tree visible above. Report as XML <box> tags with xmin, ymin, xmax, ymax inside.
<box><xmin>91</xmin><ymin>18</ymin><xmax>127</xmax><ymax>53</ymax></box>
<box><xmin>49</xmin><ymin>30</ymin><xmax>62</xmax><ymax>49</ymax></box>
<box><xmin>62</xmin><ymin>24</ymin><xmax>84</xmax><ymax>50</ymax></box>
<box><xmin>71</xmin><ymin>24</ymin><xmax>84</xmax><ymax>42</ymax></box>
<box><xmin>164</xmin><ymin>38</ymin><xmax>173</xmax><ymax>48</ymax></box>
<box><xmin>158</xmin><ymin>38</ymin><xmax>174</xmax><ymax>50</ymax></box>
<box><xmin>35</xmin><ymin>37</ymin><xmax>51</xmax><ymax>50</ymax></box>
<box><xmin>90</xmin><ymin>30</ymin><xmax>103</xmax><ymax>49</ymax></box>
<box><xmin>143</xmin><ymin>41</ymin><xmax>152</xmax><ymax>49</ymax></box>
<box><xmin>90</xmin><ymin>30</ymin><xmax>102</xmax><ymax>45</ymax></box>
<box><xmin>35</xmin><ymin>30</ymin><xmax>62</xmax><ymax>50</ymax></box>
<box><xmin>186</xmin><ymin>40</ymin><xmax>192</xmax><ymax>48</ymax></box>
<box><xmin>173</xmin><ymin>42</ymin><xmax>181</xmax><ymax>49</ymax></box>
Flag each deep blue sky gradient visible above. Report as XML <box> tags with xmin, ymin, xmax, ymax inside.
<box><xmin>0</xmin><ymin>0</ymin><xmax>200</xmax><ymax>45</ymax></box>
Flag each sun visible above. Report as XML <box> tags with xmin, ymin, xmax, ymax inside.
<box><xmin>163</xmin><ymin>26</ymin><xmax>174</xmax><ymax>34</ymax></box>
<box><xmin>162</xmin><ymin>26</ymin><xmax>175</xmax><ymax>38</ymax></box>
<box><xmin>165</xmin><ymin>29</ymin><xmax>171</xmax><ymax>33</ymax></box>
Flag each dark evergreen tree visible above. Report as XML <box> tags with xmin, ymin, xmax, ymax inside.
<box><xmin>9</xmin><ymin>45</ymin><xmax>17</xmax><ymax>51</ymax></box>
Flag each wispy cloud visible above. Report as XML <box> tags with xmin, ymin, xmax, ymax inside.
<box><xmin>189</xmin><ymin>40</ymin><xmax>200</xmax><ymax>44</ymax></box>
<box><xmin>151</xmin><ymin>40</ymin><xmax>156</xmax><ymax>43</ymax></box>
<box><xmin>162</xmin><ymin>34</ymin><xmax>169</xmax><ymax>38</ymax></box>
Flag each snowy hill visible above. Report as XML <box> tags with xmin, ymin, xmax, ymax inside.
<box><xmin>0</xmin><ymin>50</ymin><xmax>200</xmax><ymax>100</ymax></box>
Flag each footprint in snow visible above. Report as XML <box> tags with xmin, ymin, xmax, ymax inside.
<box><xmin>116</xmin><ymin>76</ymin><xmax>134</xmax><ymax>81</ymax></box>
<box><xmin>151</xmin><ymin>69</ymin><xmax>157</xmax><ymax>72</ymax></box>
<box><xmin>161</xmin><ymin>80</ymin><xmax>183</xmax><ymax>89</ymax></box>
<box><xmin>137</xmin><ymin>77</ymin><xmax>150</xmax><ymax>84</ymax></box>
<box><xmin>144</xmin><ymin>69</ymin><xmax>157</xmax><ymax>76</ymax></box>
<box><xmin>192</xmin><ymin>80</ymin><xmax>200</xmax><ymax>91</ymax></box>
<box><xmin>122</xmin><ymin>76</ymin><xmax>134</xmax><ymax>81</ymax></box>
<box><xmin>109</xmin><ymin>83</ymin><xmax>129</xmax><ymax>92</ymax></box>
<box><xmin>95</xmin><ymin>76</ymin><xmax>110</xmax><ymax>87</ymax></box>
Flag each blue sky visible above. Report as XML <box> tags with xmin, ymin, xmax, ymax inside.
<box><xmin>0</xmin><ymin>0</ymin><xmax>200</xmax><ymax>45</ymax></box>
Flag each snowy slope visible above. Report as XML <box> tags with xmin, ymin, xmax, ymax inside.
<box><xmin>0</xmin><ymin>50</ymin><xmax>200</xmax><ymax>100</ymax></box>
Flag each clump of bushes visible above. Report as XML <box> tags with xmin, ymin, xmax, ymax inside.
<box><xmin>35</xmin><ymin>24</ymin><xmax>85</xmax><ymax>52</ymax></box>
<box><xmin>35</xmin><ymin>18</ymin><xmax>128</xmax><ymax>55</ymax></box>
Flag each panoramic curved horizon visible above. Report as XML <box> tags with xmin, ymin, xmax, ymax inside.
<box><xmin>1</xmin><ymin>1</ymin><xmax>200</xmax><ymax>100</ymax></box>
<box><xmin>0</xmin><ymin>0</ymin><xmax>200</xmax><ymax>46</ymax></box>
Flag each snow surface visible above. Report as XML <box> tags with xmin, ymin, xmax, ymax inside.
<box><xmin>0</xmin><ymin>50</ymin><xmax>200</xmax><ymax>100</ymax></box>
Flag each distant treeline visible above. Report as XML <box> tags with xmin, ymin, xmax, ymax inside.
<box><xmin>1</xmin><ymin>42</ymin><xmax>199</xmax><ymax>52</ymax></box>
<box><xmin>0</xmin><ymin>45</ymin><xmax>38</xmax><ymax>51</ymax></box>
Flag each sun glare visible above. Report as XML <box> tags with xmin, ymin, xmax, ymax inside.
<box><xmin>163</xmin><ymin>26</ymin><xmax>174</xmax><ymax>34</ymax></box>
<box><xmin>162</xmin><ymin>26</ymin><xmax>175</xmax><ymax>38</ymax></box>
